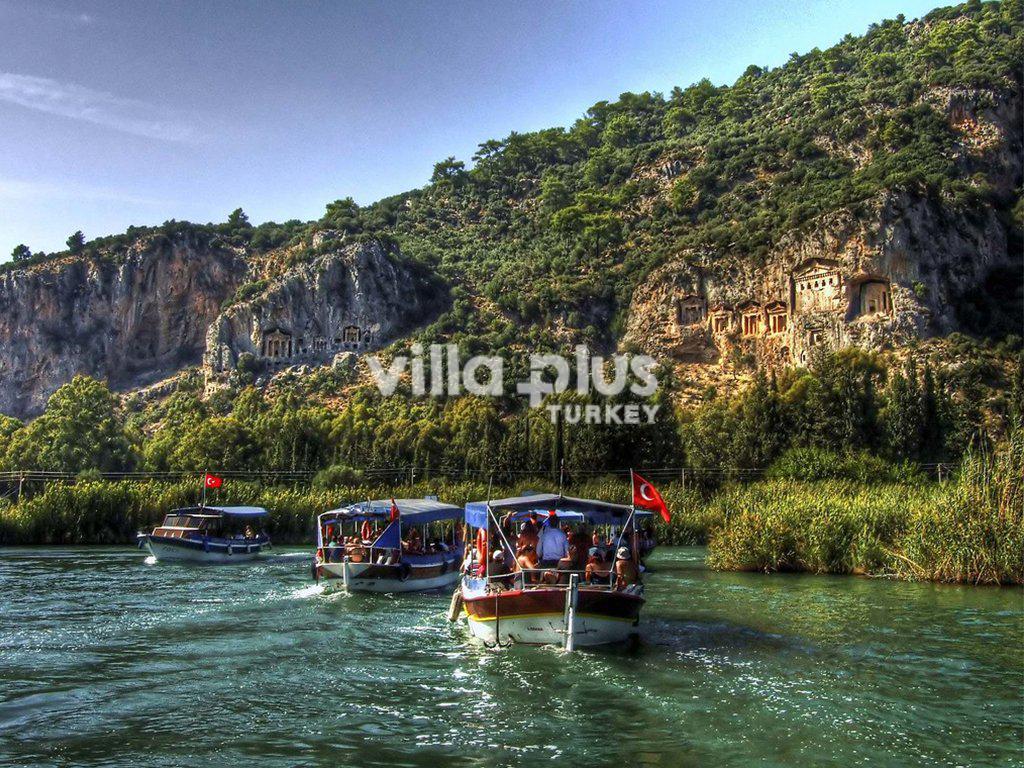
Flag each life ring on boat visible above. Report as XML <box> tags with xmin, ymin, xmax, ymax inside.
<box><xmin>476</xmin><ymin>528</ymin><xmax>487</xmax><ymax>564</ymax></box>
<box><xmin>398</xmin><ymin>562</ymin><xmax>412</xmax><ymax>582</ymax></box>
<box><xmin>361</xmin><ymin>520</ymin><xmax>372</xmax><ymax>541</ymax></box>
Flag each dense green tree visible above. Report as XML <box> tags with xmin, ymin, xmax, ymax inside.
<box><xmin>168</xmin><ymin>416</ymin><xmax>257</xmax><ymax>471</ymax></box>
<box><xmin>320</xmin><ymin>198</ymin><xmax>363</xmax><ymax>234</ymax></box>
<box><xmin>10</xmin><ymin>244</ymin><xmax>31</xmax><ymax>263</ymax></box>
<box><xmin>4</xmin><ymin>376</ymin><xmax>134</xmax><ymax>472</ymax></box>
<box><xmin>66</xmin><ymin>231</ymin><xmax>85</xmax><ymax>254</ymax></box>
<box><xmin>883</xmin><ymin>358</ymin><xmax>924</xmax><ymax>460</ymax></box>
<box><xmin>430</xmin><ymin>157</ymin><xmax>467</xmax><ymax>184</ymax></box>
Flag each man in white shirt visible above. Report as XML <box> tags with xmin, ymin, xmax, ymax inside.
<box><xmin>536</xmin><ymin>510</ymin><xmax>568</xmax><ymax>569</ymax></box>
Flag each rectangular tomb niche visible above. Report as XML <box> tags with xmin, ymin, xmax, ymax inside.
<box><xmin>766</xmin><ymin>302</ymin><xmax>788</xmax><ymax>335</ymax></box>
<box><xmin>794</xmin><ymin>260</ymin><xmax>844</xmax><ymax>313</ymax></box>
<box><xmin>261</xmin><ymin>329</ymin><xmax>293</xmax><ymax>359</ymax></box>
<box><xmin>857</xmin><ymin>280</ymin><xmax>891</xmax><ymax>317</ymax></box>
<box><xmin>710</xmin><ymin>307</ymin><xmax>733</xmax><ymax>334</ymax></box>
<box><xmin>739</xmin><ymin>304</ymin><xmax>762</xmax><ymax>337</ymax></box>
<box><xmin>335</xmin><ymin>324</ymin><xmax>365</xmax><ymax>350</ymax></box>
<box><xmin>677</xmin><ymin>295</ymin><xmax>706</xmax><ymax>327</ymax></box>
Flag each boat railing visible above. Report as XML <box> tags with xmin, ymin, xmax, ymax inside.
<box><xmin>476</xmin><ymin>566</ymin><xmax>636</xmax><ymax>594</ymax></box>
<box><xmin>319</xmin><ymin>543</ymin><xmax>458</xmax><ymax>565</ymax></box>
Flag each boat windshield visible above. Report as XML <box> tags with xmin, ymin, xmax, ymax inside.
<box><xmin>160</xmin><ymin>514</ymin><xmax>215</xmax><ymax>530</ymax></box>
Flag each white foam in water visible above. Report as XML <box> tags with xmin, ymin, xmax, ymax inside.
<box><xmin>291</xmin><ymin>583</ymin><xmax>325</xmax><ymax>599</ymax></box>
<box><xmin>143</xmin><ymin>555</ymin><xmax>157</xmax><ymax>566</ymax></box>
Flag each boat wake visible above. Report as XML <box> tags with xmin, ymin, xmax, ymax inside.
<box><xmin>290</xmin><ymin>583</ymin><xmax>325</xmax><ymax>599</ymax></box>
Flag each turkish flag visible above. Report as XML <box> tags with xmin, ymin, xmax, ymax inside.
<box><xmin>632</xmin><ymin>472</ymin><xmax>670</xmax><ymax>523</ymax></box>
<box><xmin>205</xmin><ymin>473</ymin><xmax>224</xmax><ymax>489</ymax></box>
<box><xmin>389</xmin><ymin>498</ymin><xmax>400</xmax><ymax>521</ymax></box>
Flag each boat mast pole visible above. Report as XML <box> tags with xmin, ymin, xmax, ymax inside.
<box><xmin>608</xmin><ymin>470</ymin><xmax>639</xmax><ymax>587</ymax></box>
<box><xmin>201</xmin><ymin>468</ymin><xmax>207</xmax><ymax>508</ymax></box>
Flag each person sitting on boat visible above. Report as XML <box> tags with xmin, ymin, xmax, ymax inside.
<box><xmin>488</xmin><ymin>549</ymin><xmax>516</xmax><ymax>591</ymax></box>
<box><xmin>590</xmin><ymin>530</ymin><xmax>608</xmax><ymax>559</ymax></box>
<box><xmin>403</xmin><ymin>527</ymin><xmax>424</xmax><ymax>554</ymax></box>
<box><xmin>585</xmin><ymin>546</ymin><xmax>611</xmax><ymax>584</ymax></box>
<box><xmin>517</xmin><ymin>519</ymin><xmax>539</xmax><ymax>554</ymax></box>
<box><xmin>326</xmin><ymin>532</ymin><xmax>342</xmax><ymax>562</ymax></box>
<box><xmin>537</xmin><ymin>511</ymin><xmax>568</xmax><ymax>570</ymax></box>
<box><xmin>516</xmin><ymin>544</ymin><xmax>539</xmax><ymax>583</ymax></box>
<box><xmin>614</xmin><ymin>547</ymin><xmax>640</xmax><ymax>591</ymax></box>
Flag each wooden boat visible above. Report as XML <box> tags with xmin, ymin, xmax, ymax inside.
<box><xmin>313</xmin><ymin>498</ymin><xmax>463</xmax><ymax>593</ymax></box>
<box><xmin>452</xmin><ymin>493</ymin><xmax>651</xmax><ymax>649</ymax></box>
<box><xmin>137</xmin><ymin>505</ymin><xmax>271</xmax><ymax>563</ymax></box>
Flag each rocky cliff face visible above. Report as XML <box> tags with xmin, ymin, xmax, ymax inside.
<box><xmin>0</xmin><ymin>232</ymin><xmax>245</xmax><ymax>418</ymax></box>
<box><xmin>204</xmin><ymin>238</ymin><xmax>447</xmax><ymax>380</ymax></box>
<box><xmin>624</xmin><ymin>71</ymin><xmax>1023</xmax><ymax>398</ymax></box>
<box><xmin>624</xmin><ymin>190</ymin><xmax>1015</xmax><ymax>395</ymax></box>
<box><xmin>0</xmin><ymin>230</ymin><xmax>447</xmax><ymax>418</ymax></box>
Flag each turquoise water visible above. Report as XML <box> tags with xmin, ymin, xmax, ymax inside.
<box><xmin>0</xmin><ymin>547</ymin><xmax>1020</xmax><ymax>767</ymax></box>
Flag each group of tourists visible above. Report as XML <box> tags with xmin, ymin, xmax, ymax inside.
<box><xmin>467</xmin><ymin>510</ymin><xmax>644</xmax><ymax>591</ymax></box>
<box><xmin>321</xmin><ymin>520</ymin><xmax>456</xmax><ymax>564</ymax></box>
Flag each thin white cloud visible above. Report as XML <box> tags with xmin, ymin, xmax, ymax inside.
<box><xmin>0</xmin><ymin>2</ymin><xmax>97</xmax><ymax>25</ymax></box>
<box><xmin>0</xmin><ymin>177</ymin><xmax>171</xmax><ymax>207</ymax></box>
<box><xmin>0</xmin><ymin>72</ymin><xmax>196</xmax><ymax>142</ymax></box>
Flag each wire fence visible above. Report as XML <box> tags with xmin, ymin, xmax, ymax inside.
<box><xmin>0</xmin><ymin>463</ymin><xmax>957</xmax><ymax>487</ymax></box>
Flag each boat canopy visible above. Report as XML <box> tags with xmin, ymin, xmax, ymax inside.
<box><xmin>464</xmin><ymin>493</ymin><xmax>650</xmax><ymax>530</ymax></box>
<box><xmin>320</xmin><ymin>498</ymin><xmax>463</xmax><ymax>526</ymax></box>
<box><xmin>170</xmin><ymin>505</ymin><xmax>269</xmax><ymax>517</ymax></box>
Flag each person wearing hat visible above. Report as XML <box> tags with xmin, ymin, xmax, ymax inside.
<box><xmin>536</xmin><ymin>510</ymin><xmax>568</xmax><ymax>571</ymax></box>
<box><xmin>517</xmin><ymin>518</ymin><xmax>539</xmax><ymax>555</ymax></box>
<box><xmin>490</xmin><ymin>549</ymin><xmax>509</xmax><ymax>575</ymax></box>
<box><xmin>614</xmin><ymin>546</ymin><xmax>640</xmax><ymax>591</ymax></box>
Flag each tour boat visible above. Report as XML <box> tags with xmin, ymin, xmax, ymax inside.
<box><xmin>313</xmin><ymin>498</ymin><xmax>463</xmax><ymax>593</ymax></box>
<box><xmin>451</xmin><ymin>493</ymin><xmax>651</xmax><ymax>649</ymax></box>
<box><xmin>137</xmin><ymin>505</ymin><xmax>271</xmax><ymax>563</ymax></box>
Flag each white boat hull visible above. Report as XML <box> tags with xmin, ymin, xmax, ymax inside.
<box><xmin>319</xmin><ymin>560</ymin><xmax>461</xmax><ymax>593</ymax></box>
<box><xmin>464</xmin><ymin>611</ymin><xmax>639</xmax><ymax>647</ymax></box>
<box><xmin>143</xmin><ymin>537</ymin><xmax>265</xmax><ymax>564</ymax></box>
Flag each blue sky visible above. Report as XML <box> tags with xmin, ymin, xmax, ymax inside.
<box><xmin>0</xmin><ymin>0</ymin><xmax>943</xmax><ymax>258</ymax></box>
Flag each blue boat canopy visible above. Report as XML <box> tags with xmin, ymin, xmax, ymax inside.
<box><xmin>321</xmin><ymin>498</ymin><xmax>463</xmax><ymax>526</ymax></box>
<box><xmin>173</xmin><ymin>505</ymin><xmax>269</xmax><ymax>517</ymax></box>
<box><xmin>464</xmin><ymin>493</ymin><xmax>649</xmax><ymax>530</ymax></box>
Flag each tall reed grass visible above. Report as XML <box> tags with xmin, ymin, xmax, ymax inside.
<box><xmin>706</xmin><ymin>434</ymin><xmax>1023</xmax><ymax>585</ymax></box>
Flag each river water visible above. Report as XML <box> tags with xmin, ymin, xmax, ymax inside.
<box><xmin>0</xmin><ymin>547</ymin><xmax>1020</xmax><ymax>767</ymax></box>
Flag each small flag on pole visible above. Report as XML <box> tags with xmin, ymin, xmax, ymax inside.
<box><xmin>205</xmin><ymin>473</ymin><xmax>224</xmax><ymax>490</ymax></box>
<box><xmin>389</xmin><ymin>498</ymin><xmax>400</xmax><ymax>521</ymax></box>
<box><xmin>631</xmin><ymin>471</ymin><xmax>670</xmax><ymax>523</ymax></box>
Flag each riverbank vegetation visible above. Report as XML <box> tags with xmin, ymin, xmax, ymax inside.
<box><xmin>1</xmin><ymin>434</ymin><xmax>1019</xmax><ymax>585</ymax></box>
<box><xmin>707</xmin><ymin>433</ymin><xmax>1022</xmax><ymax>584</ymax></box>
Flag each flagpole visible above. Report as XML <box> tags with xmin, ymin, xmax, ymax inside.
<box><xmin>201</xmin><ymin>468</ymin><xmax>207</xmax><ymax>507</ymax></box>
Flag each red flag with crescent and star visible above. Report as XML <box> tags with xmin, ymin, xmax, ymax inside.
<box><xmin>204</xmin><ymin>473</ymin><xmax>223</xmax><ymax>490</ymax></box>
<box><xmin>632</xmin><ymin>471</ymin><xmax>670</xmax><ymax>523</ymax></box>
<box><xmin>389</xmin><ymin>498</ymin><xmax>400</xmax><ymax>522</ymax></box>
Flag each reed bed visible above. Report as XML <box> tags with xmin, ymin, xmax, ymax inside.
<box><xmin>706</xmin><ymin>434</ymin><xmax>1023</xmax><ymax>585</ymax></box>
<box><xmin>1</xmin><ymin>437</ymin><xmax>1019</xmax><ymax>585</ymax></box>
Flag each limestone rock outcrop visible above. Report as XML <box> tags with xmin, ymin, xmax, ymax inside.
<box><xmin>623</xmin><ymin>190</ymin><xmax>1015</xmax><ymax>386</ymax></box>
<box><xmin>203</xmin><ymin>239</ymin><xmax>447</xmax><ymax>378</ymax></box>
<box><xmin>0</xmin><ymin>232</ymin><xmax>245</xmax><ymax>418</ymax></box>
